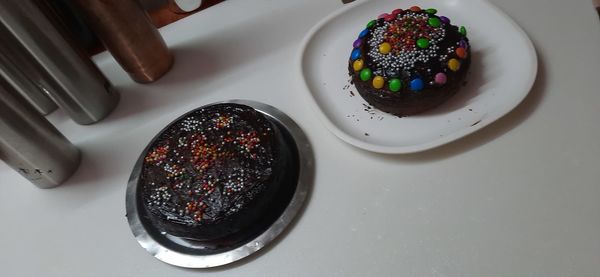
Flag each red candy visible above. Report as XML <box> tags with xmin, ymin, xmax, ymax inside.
<box><xmin>456</xmin><ymin>47</ymin><xmax>467</xmax><ymax>59</ymax></box>
<box><xmin>409</xmin><ymin>6</ymin><xmax>421</xmax><ymax>12</ymax></box>
<box><xmin>392</xmin><ymin>9</ymin><xmax>403</xmax><ymax>16</ymax></box>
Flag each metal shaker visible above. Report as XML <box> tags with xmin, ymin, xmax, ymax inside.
<box><xmin>73</xmin><ymin>0</ymin><xmax>174</xmax><ymax>83</ymax></box>
<box><xmin>0</xmin><ymin>42</ymin><xmax>57</xmax><ymax>116</ymax></box>
<box><xmin>0</xmin><ymin>0</ymin><xmax>119</xmax><ymax>125</ymax></box>
<box><xmin>0</xmin><ymin>78</ymin><xmax>81</xmax><ymax>189</ymax></box>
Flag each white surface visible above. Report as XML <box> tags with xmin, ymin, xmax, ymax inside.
<box><xmin>1</xmin><ymin>0</ymin><xmax>600</xmax><ymax>276</ymax></box>
<box><xmin>299</xmin><ymin>0</ymin><xmax>537</xmax><ymax>153</ymax></box>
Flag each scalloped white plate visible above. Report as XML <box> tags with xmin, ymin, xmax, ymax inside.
<box><xmin>297</xmin><ymin>0</ymin><xmax>537</xmax><ymax>153</ymax></box>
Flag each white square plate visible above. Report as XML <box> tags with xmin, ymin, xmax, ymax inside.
<box><xmin>297</xmin><ymin>0</ymin><xmax>537</xmax><ymax>153</ymax></box>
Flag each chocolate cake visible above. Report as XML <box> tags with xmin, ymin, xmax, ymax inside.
<box><xmin>138</xmin><ymin>103</ymin><xmax>296</xmax><ymax>242</ymax></box>
<box><xmin>348</xmin><ymin>6</ymin><xmax>471</xmax><ymax>116</ymax></box>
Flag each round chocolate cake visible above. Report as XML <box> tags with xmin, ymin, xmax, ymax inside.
<box><xmin>348</xmin><ymin>6</ymin><xmax>471</xmax><ymax>116</ymax></box>
<box><xmin>139</xmin><ymin>103</ymin><xmax>295</xmax><ymax>241</ymax></box>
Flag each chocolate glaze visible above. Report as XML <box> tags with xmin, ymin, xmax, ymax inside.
<box><xmin>349</xmin><ymin>10</ymin><xmax>471</xmax><ymax>116</ymax></box>
<box><xmin>139</xmin><ymin>103</ymin><xmax>296</xmax><ymax>241</ymax></box>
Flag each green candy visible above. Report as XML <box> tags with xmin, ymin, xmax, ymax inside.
<box><xmin>459</xmin><ymin>26</ymin><xmax>467</xmax><ymax>36</ymax></box>
<box><xmin>360</xmin><ymin>68</ymin><xmax>372</xmax><ymax>81</ymax></box>
<box><xmin>416</xmin><ymin>38</ymin><xmax>430</xmax><ymax>49</ymax></box>
<box><xmin>425</xmin><ymin>8</ymin><xmax>437</xmax><ymax>14</ymax></box>
<box><xmin>428</xmin><ymin>17</ymin><xmax>441</xmax><ymax>28</ymax></box>
<box><xmin>367</xmin><ymin>20</ymin><xmax>377</xmax><ymax>29</ymax></box>
<box><xmin>389</xmin><ymin>79</ymin><xmax>402</xmax><ymax>92</ymax></box>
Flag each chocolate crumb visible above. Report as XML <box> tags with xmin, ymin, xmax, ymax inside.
<box><xmin>471</xmin><ymin>120</ymin><xmax>482</xmax><ymax>126</ymax></box>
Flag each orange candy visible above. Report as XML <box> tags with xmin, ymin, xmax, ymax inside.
<box><xmin>456</xmin><ymin>47</ymin><xmax>467</xmax><ymax>59</ymax></box>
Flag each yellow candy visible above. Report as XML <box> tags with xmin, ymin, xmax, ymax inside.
<box><xmin>372</xmin><ymin>76</ymin><xmax>385</xmax><ymax>89</ymax></box>
<box><xmin>353</xmin><ymin>59</ymin><xmax>364</xmax><ymax>72</ymax></box>
<box><xmin>448</xmin><ymin>58</ymin><xmax>461</xmax><ymax>71</ymax></box>
<box><xmin>379</xmin><ymin>42</ymin><xmax>391</xmax><ymax>54</ymax></box>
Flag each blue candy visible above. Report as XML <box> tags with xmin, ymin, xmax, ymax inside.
<box><xmin>350</xmin><ymin>48</ymin><xmax>361</xmax><ymax>61</ymax></box>
<box><xmin>358</xmin><ymin>29</ymin><xmax>369</xmax><ymax>38</ymax></box>
<box><xmin>410</xmin><ymin>78</ymin><xmax>425</xmax><ymax>91</ymax></box>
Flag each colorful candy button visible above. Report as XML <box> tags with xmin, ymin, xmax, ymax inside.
<box><xmin>416</xmin><ymin>38</ymin><xmax>430</xmax><ymax>49</ymax></box>
<box><xmin>455</xmin><ymin>47</ymin><xmax>467</xmax><ymax>59</ymax></box>
<box><xmin>360</xmin><ymin>68</ymin><xmax>372</xmax><ymax>81</ymax></box>
<box><xmin>372</xmin><ymin>76</ymin><xmax>385</xmax><ymax>89</ymax></box>
<box><xmin>392</xmin><ymin>9</ymin><xmax>403</xmax><ymax>16</ymax></box>
<box><xmin>428</xmin><ymin>17</ymin><xmax>441</xmax><ymax>27</ymax></box>
<box><xmin>350</xmin><ymin>48</ymin><xmax>361</xmax><ymax>60</ymax></box>
<box><xmin>366</xmin><ymin>20</ymin><xmax>377</xmax><ymax>29</ymax></box>
<box><xmin>448</xmin><ymin>58</ymin><xmax>461</xmax><ymax>71</ymax></box>
<box><xmin>439</xmin><ymin>16</ymin><xmax>450</xmax><ymax>24</ymax></box>
<box><xmin>378</xmin><ymin>13</ymin><xmax>388</xmax><ymax>19</ymax></box>
<box><xmin>410</xmin><ymin>78</ymin><xmax>425</xmax><ymax>91</ymax></box>
<box><xmin>459</xmin><ymin>39</ymin><xmax>468</xmax><ymax>49</ymax></box>
<box><xmin>353</xmin><ymin>39</ymin><xmax>362</xmax><ymax>48</ymax></box>
<box><xmin>425</xmin><ymin>8</ymin><xmax>437</xmax><ymax>14</ymax></box>
<box><xmin>434</xmin><ymin>73</ymin><xmax>447</xmax><ymax>85</ymax></box>
<box><xmin>379</xmin><ymin>42</ymin><xmax>391</xmax><ymax>54</ymax></box>
<box><xmin>409</xmin><ymin>6</ymin><xmax>421</xmax><ymax>12</ymax></box>
<box><xmin>384</xmin><ymin>14</ymin><xmax>396</xmax><ymax>21</ymax></box>
<box><xmin>459</xmin><ymin>26</ymin><xmax>467</xmax><ymax>36</ymax></box>
<box><xmin>389</xmin><ymin>79</ymin><xmax>402</xmax><ymax>92</ymax></box>
<box><xmin>359</xmin><ymin>29</ymin><xmax>369</xmax><ymax>38</ymax></box>
<box><xmin>352</xmin><ymin>59</ymin><xmax>364</xmax><ymax>72</ymax></box>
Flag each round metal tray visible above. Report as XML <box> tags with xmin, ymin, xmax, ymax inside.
<box><xmin>125</xmin><ymin>100</ymin><xmax>313</xmax><ymax>268</ymax></box>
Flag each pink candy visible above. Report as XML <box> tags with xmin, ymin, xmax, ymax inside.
<box><xmin>435</xmin><ymin>73</ymin><xmax>447</xmax><ymax>85</ymax></box>
<box><xmin>378</xmin><ymin>13</ymin><xmax>388</xmax><ymax>19</ymax></box>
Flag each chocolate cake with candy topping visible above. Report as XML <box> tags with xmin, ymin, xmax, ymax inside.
<box><xmin>348</xmin><ymin>6</ymin><xmax>471</xmax><ymax>116</ymax></box>
<box><xmin>139</xmin><ymin>103</ymin><xmax>296</xmax><ymax>241</ymax></box>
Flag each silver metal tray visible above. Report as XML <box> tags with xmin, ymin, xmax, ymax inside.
<box><xmin>125</xmin><ymin>100</ymin><xmax>313</xmax><ymax>268</ymax></box>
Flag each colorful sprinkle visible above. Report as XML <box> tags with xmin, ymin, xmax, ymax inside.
<box><xmin>352</xmin><ymin>59</ymin><xmax>364</xmax><ymax>72</ymax></box>
<box><xmin>425</xmin><ymin>8</ymin><xmax>437</xmax><ymax>14</ymax></box>
<box><xmin>410</xmin><ymin>78</ymin><xmax>425</xmax><ymax>91</ymax></box>
<box><xmin>448</xmin><ymin>58</ymin><xmax>461</xmax><ymax>71</ymax></box>
<box><xmin>353</xmin><ymin>39</ymin><xmax>362</xmax><ymax>48</ymax></box>
<box><xmin>359</xmin><ymin>29</ymin><xmax>370</xmax><ymax>38</ymax></box>
<box><xmin>350</xmin><ymin>48</ymin><xmax>361</xmax><ymax>60</ymax></box>
<box><xmin>455</xmin><ymin>47</ymin><xmax>467</xmax><ymax>59</ymax></box>
<box><xmin>367</xmin><ymin>20</ymin><xmax>377</xmax><ymax>29</ymax></box>
<box><xmin>459</xmin><ymin>26</ymin><xmax>467</xmax><ymax>36</ymax></box>
<box><xmin>434</xmin><ymin>73</ymin><xmax>447</xmax><ymax>85</ymax></box>
<box><xmin>389</xmin><ymin>78</ymin><xmax>402</xmax><ymax>92</ymax></box>
<box><xmin>379</xmin><ymin>42</ymin><xmax>391</xmax><ymax>54</ymax></box>
<box><xmin>360</xmin><ymin>68</ymin><xmax>373</xmax><ymax>81</ymax></box>
<box><xmin>416</xmin><ymin>38</ymin><xmax>430</xmax><ymax>49</ymax></box>
<box><xmin>372</xmin><ymin>76</ymin><xmax>385</xmax><ymax>89</ymax></box>
<box><xmin>409</xmin><ymin>6</ymin><xmax>421</xmax><ymax>12</ymax></box>
<box><xmin>428</xmin><ymin>17</ymin><xmax>441</xmax><ymax>28</ymax></box>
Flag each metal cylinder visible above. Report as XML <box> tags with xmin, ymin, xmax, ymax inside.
<box><xmin>0</xmin><ymin>43</ymin><xmax>58</xmax><ymax>116</ymax></box>
<box><xmin>0</xmin><ymin>0</ymin><xmax>119</xmax><ymax>125</ymax></box>
<box><xmin>0</xmin><ymin>77</ymin><xmax>81</xmax><ymax>189</ymax></box>
<box><xmin>73</xmin><ymin>0</ymin><xmax>174</xmax><ymax>83</ymax></box>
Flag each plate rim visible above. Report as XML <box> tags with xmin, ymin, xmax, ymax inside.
<box><xmin>125</xmin><ymin>99</ymin><xmax>313</xmax><ymax>268</ymax></box>
<box><xmin>296</xmin><ymin>0</ymin><xmax>538</xmax><ymax>154</ymax></box>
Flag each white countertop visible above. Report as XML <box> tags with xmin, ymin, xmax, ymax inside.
<box><xmin>2</xmin><ymin>0</ymin><xmax>600</xmax><ymax>276</ymax></box>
